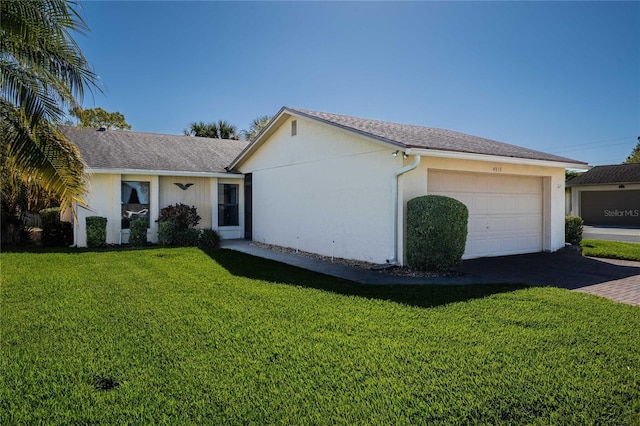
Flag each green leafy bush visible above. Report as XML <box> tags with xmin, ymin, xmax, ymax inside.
<box><xmin>158</xmin><ymin>221</ymin><xmax>176</xmax><ymax>246</ymax></box>
<box><xmin>128</xmin><ymin>218</ymin><xmax>148</xmax><ymax>247</ymax></box>
<box><xmin>565</xmin><ymin>215</ymin><xmax>584</xmax><ymax>245</ymax></box>
<box><xmin>198</xmin><ymin>228</ymin><xmax>221</xmax><ymax>249</ymax></box>
<box><xmin>40</xmin><ymin>207</ymin><xmax>73</xmax><ymax>246</ymax></box>
<box><xmin>157</xmin><ymin>204</ymin><xmax>200</xmax><ymax>231</ymax></box>
<box><xmin>174</xmin><ymin>228</ymin><xmax>200</xmax><ymax>247</ymax></box>
<box><xmin>406</xmin><ymin>195</ymin><xmax>468</xmax><ymax>272</ymax></box>
<box><xmin>86</xmin><ymin>216</ymin><xmax>107</xmax><ymax>248</ymax></box>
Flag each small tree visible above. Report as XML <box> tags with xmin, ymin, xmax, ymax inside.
<box><xmin>69</xmin><ymin>107</ymin><xmax>132</xmax><ymax>130</ymax></box>
<box><xmin>624</xmin><ymin>138</ymin><xmax>640</xmax><ymax>164</ymax></box>
<box><xmin>157</xmin><ymin>204</ymin><xmax>201</xmax><ymax>247</ymax></box>
<box><xmin>157</xmin><ymin>204</ymin><xmax>200</xmax><ymax>231</ymax></box>
<box><xmin>406</xmin><ymin>195</ymin><xmax>468</xmax><ymax>272</ymax></box>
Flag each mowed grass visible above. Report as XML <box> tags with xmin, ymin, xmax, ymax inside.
<box><xmin>582</xmin><ymin>239</ymin><xmax>640</xmax><ymax>261</ymax></box>
<box><xmin>1</xmin><ymin>248</ymin><xmax>639</xmax><ymax>425</ymax></box>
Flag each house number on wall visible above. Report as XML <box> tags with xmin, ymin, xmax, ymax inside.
<box><xmin>492</xmin><ymin>167</ymin><xmax>502</xmax><ymax>172</ymax></box>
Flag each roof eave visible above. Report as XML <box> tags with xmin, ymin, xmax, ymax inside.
<box><xmin>567</xmin><ymin>180</ymin><xmax>640</xmax><ymax>187</ymax></box>
<box><xmin>408</xmin><ymin>147</ymin><xmax>589</xmax><ymax>169</ymax></box>
<box><xmin>86</xmin><ymin>167</ymin><xmax>244</xmax><ymax>178</ymax></box>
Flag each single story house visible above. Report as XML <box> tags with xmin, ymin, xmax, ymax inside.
<box><xmin>62</xmin><ymin>126</ymin><xmax>248</xmax><ymax>246</ymax></box>
<box><xmin>66</xmin><ymin>107</ymin><xmax>587</xmax><ymax>265</ymax></box>
<box><xmin>566</xmin><ymin>163</ymin><xmax>640</xmax><ymax>227</ymax></box>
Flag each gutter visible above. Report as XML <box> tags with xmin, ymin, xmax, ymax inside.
<box><xmin>387</xmin><ymin>150</ymin><xmax>421</xmax><ymax>264</ymax></box>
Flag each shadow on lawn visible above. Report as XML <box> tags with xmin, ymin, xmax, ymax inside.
<box><xmin>204</xmin><ymin>249</ymin><xmax>529</xmax><ymax>309</ymax></box>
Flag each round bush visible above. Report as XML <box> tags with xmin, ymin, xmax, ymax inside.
<box><xmin>565</xmin><ymin>215</ymin><xmax>584</xmax><ymax>245</ymax></box>
<box><xmin>406</xmin><ymin>195</ymin><xmax>468</xmax><ymax>271</ymax></box>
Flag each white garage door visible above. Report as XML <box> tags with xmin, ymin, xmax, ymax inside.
<box><xmin>428</xmin><ymin>170</ymin><xmax>543</xmax><ymax>259</ymax></box>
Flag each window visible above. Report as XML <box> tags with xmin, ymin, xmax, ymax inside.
<box><xmin>121</xmin><ymin>181</ymin><xmax>150</xmax><ymax>229</ymax></box>
<box><xmin>291</xmin><ymin>120</ymin><xmax>297</xmax><ymax>136</ymax></box>
<box><xmin>218</xmin><ymin>184</ymin><xmax>239</xmax><ymax>226</ymax></box>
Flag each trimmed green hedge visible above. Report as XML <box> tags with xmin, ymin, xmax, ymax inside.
<box><xmin>197</xmin><ymin>228</ymin><xmax>221</xmax><ymax>249</ymax></box>
<box><xmin>128</xmin><ymin>218</ymin><xmax>148</xmax><ymax>247</ymax></box>
<box><xmin>406</xmin><ymin>195</ymin><xmax>468</xmax><ymax>271</ymax></box>
<box><xmin>86</xmin><ymin>216</ymin><xmax>107</xmax><ymax>248</ymax></box>
<box><xmin>565</xmin><ymin>215</ymin><xmax>583</xmax><ymax>245</ymax></box>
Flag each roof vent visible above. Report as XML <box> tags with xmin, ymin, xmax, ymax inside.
<box><xmin>97</xmin><ymin>126</ymin><xmax>107</xmax><ymax>131</ymax></box>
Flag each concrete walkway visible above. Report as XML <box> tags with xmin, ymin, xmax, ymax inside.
<box><xmin>221</xmin><ymin>240</ymin><xmax>640</xmax><ymax>306</ymax></box>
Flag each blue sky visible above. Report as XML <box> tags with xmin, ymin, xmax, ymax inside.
<box><xmin>75</xmin><ymin>1</ymin><xmax>639</xmax><ymax>166</ymax></box>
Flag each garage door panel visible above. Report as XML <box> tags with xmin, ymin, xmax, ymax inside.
<box><xmin>428</xmin><ymin>170</ymin><xmax>543</xmax><ymax>259</ymax></box>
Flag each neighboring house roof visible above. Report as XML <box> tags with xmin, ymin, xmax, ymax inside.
<box><xmin>567</xmin><ymin>163</ymin><xmax>640</xmax><ymax>186</ymax></box>
<box><xmin>62</xmin><ymin>126</ymin><xmax>248</xmax><ymax>174</ymax></box>
<box><xmin>230</xmin><ymin>107</ymin><xmax>587</xmax><ymax>169</ymax></box>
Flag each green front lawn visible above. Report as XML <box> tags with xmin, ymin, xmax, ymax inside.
<box><xmin>582</xmin><ymin>239</ymin><xmax>640</xmax><ymax>261</ymax></box>
<box><xmin>1</xmin><ymin>248</ymin><xmax>639</xmax><ymax>424</ymax></box>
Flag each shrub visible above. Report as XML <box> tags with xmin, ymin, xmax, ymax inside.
<box><xmin>86</xmin><ymin>216</ymin><xmax>107</xmax><ymax>248</ymax></box>
<box><xmin>157</xmin><ymin>204</ymin><xmax>200</xmax><ymax>231</ymax></box>
<box><xmin>128</xmin><ymin>218</ymin><xmax>148</xmax><ymax>247</ymax></box>
<box><xmin>198</xmin><ymin>228</ymin><xmax>221</xmax><ymax>249</ymax></box>
<box><xmin>565</xmin><ymin>215</ymin><xmax>584</xmax><ymax>245</ymax></box>
<box><xmin>174</xmin><ymin>228</ymin><xmax>200</xmax><ymax>247</ymax></box>
<box><xmin>406</xmin><ymin>195</ymin><xmax>468</xmax><ymax>272</ymax></box>
<box><xmin>40</xmin><ymin>207</ymin><xmax>73</xmax><ymax>247</ymax></box>
<box><xmin>158</xmin><ymin>221</ymin><xmax>176</xmax><ymax>246</ymax></box>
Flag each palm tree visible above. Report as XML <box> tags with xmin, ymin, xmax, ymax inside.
<box><xmin>1</xmin><ymin>0</ymin><xmax>99</xmax><ymax>214</ymax></box>
<box><xmin>241</xmin><ymin>115</ymin><xmax>272</xmax><ymax>141</ymax></box>
<box><xmin>183</xmin><ymin>120</ymin><xmax>239</xmax><ymax>140</ymax></box>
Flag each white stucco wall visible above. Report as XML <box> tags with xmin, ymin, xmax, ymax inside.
<box><xmin>238</xmin><ymin>115</ymin><xmax>570</xmax><ymax>265</ymax></box>
<box><xmin>75</xmin><ymin>173</ymin><xmax>122</xmax><ymax>246</ymax></box>
<box><xmin>240</xmin><ymin>116</ymin><xmax>401</xmax><ymax>263</ymax></box>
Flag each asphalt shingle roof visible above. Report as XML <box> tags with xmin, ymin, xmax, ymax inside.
<box><xmin>62</xmin><ymin>126</ymin><xmax>248</xmax><ymax>174</ymax></box>
<box><xmin>567</xmin><ymin>163</ymin><xmax>640</xmax><ymax>186</ymax></box>
<box><xmin>286</xmin><ymin>107</ymin><xmax>586</xmax><ymax>165</ymax></box>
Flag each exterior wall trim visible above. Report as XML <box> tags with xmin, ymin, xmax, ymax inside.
<box><xmin>409</xmin><ymin>148</ymin><xmax>588</xmax><ymax>169</ymax></box>
<box><xmin>88</xmin><ymin>168</ymin><xmax>244</xmax><ymax>179</ymax></box>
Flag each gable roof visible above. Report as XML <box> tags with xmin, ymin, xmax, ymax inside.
<box><xmin>230</xmin><ymin>107</ymin><xmax>587</xmax><ymax>169</ymax></box>
<box><xmin>62</xmin><ymin>126</ymin><xmax>248</xmax><ymax>175</ymax></box>
<box><xmin>567</xmin><ymin>163</ymin><xmax>640</xmax><ymax>186</ymax></box>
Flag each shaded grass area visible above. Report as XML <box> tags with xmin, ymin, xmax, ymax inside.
<box><xmin>1</xmin><ymin>248</ymin><xmax>639</xmax><ymax>425</ymax></box>
<box><xmin>582</xmin><ymin>239</ymin><xmax>640</xmax><ymax>261</ymax></box>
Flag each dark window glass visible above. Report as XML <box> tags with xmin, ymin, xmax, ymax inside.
<box><xmin>218</xmin><ymin>184</ymin><xmax>239</xmax><ymax>226</ymax></box>
<box><xmin>122</xmin><ymin>181</ymin><xmax>150</xmax><ymax>229</ymax></box>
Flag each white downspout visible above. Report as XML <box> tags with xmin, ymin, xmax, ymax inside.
<box><xmin>387</xmin><ymin>150</ymin><xmax>421</xmax><ymax>264</ymax></box>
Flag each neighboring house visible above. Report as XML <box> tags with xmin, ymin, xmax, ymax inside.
<box><xmin>229</xmin><ymin>107</ymin><xmax>586</xmax><ymax>264</ymax></box>
<box><xmin>62</xmin><ymin>126</ymin><xmax>247</xmax><ymax>246</ymax></box>
<box><xmin>566</xmin><ymin>163</ymin><xmax>640</xmax><ymax>227</ymax></box>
